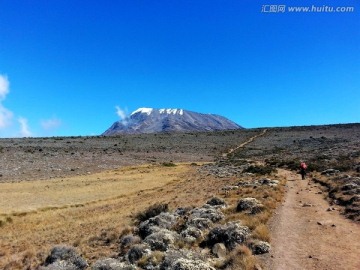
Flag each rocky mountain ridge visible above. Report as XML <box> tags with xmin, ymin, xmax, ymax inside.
<box><xmin>103</xmin><ymin>108</ymin><xmax>242</xmax><ymax>135</ymax></box>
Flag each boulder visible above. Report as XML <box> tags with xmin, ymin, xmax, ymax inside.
<box><xmin>248</xmin><ymin>240</ymin><xmax>271</xmax><ymax>255</ymax></box>
<box><xmin>174</xmin><ymin>207</ymin><xmax>192</xmax><ymax>216</ymax></box>
<box><xmin>42</xmin><ymin>246</ymin><xmax>87</xmax><ymax>270</ymax></box>
<box><xmin>160</xmin><ymin>249</ymin><xmax>208</xmax><ymax>270</ymax></box>
<box><xmin>92</xmin><ymin>258</ymin><xmax>137</xmax><ymax>270</ymax></box>
<box><xmin>206</xmin><ymin>197</ymin><xmax>227</xmax><ymax>208</ymax></box>
<box><xmin>258</xmin><ymin>178</ymin><xmax>279</xmax><ymax>187</ymax></box>
<box><xmin>186</xmin><ymin>217</ymin><xmax>213</xmax><ymax>230</ymax></box>
<box><xmin>180</xmin><ymin>226</ymin><xmax>203</xmax><ymax>243</ymax></box>
<box><xmin>189</xmin><ymin>205</ymin><xmax>224</xmax><ymax>223</ymax></box>
<box><xmin>212</xmin><ymin>243</ymin><xmax>227</xmax><ymax>258</ymax></box>
<box><xmin>120</xmin><ymin>234</ymin><xmax>141</xmax><ymax>249</ymax></box>
<box><xmin>39</xmin><ymin>260</ymin><xmax>79</xmax><ymax>270</ymax></box>
<box><xmin>126</xmin><ymin>244</ymin><xmax>151</xmax><ymax>264</ymax></box>
<box><xmin>206</xmin><ymin>222</ymin><xmax>250</xmax><ymax>250</ymax></box>
<box><xmin>321</xmin><ymin>169</ymin><xmax>340</xmax><ymax>175</ymax></box>
<box><xmin>139</xmin><ymin>212</ymin><xmax>178</xmax><ymax>239</ymax></box>
<box><xmin>236</xmin><ymin>198</ymin><xmax>264</xmax><ymax>215</ymax></box>
<box><xmin>172</xmin><ymin>258</ymin><xmax>216</xmax><ymax>270</ymax></box>
<box><xmin>144</xmin><ymin>229</ymin><xmax>178</xmax><ymax>251</ymax></box>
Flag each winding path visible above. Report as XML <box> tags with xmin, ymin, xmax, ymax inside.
<box><xmin>225</xmin><ymin>129</ymin><xmax>268</xmax><ymax>156</ymax></box>
<box><xmin>262</xmin><ymin>170</ymin><xmax>360</xmax><ymax>270</ymax></box>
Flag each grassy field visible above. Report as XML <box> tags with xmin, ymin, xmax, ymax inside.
<box><xmin>1</xmin><ymin>124</ymin><xmax>358</xmax><ymax>269</ymax></box>
<box><xmin>0</xmin><ymin>163</ymin><xmax>198</xmax><ymax>269</ymax></box>
<box><xmin>0</xmin><ymin>164</ymin><xmax>189</xmax><ymax>214</ymax></box>
<box><xmin>0</xmin><ymin>161</ymin><xmax>286</xmax><ymax>270</ymax></box>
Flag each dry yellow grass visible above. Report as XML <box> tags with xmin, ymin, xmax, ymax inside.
<box><xmin>0</xmin><ymin>164</ymin><xmax>189</xmax><ymax>214</ymax></box>
<box><xmin>0</xmin><ymin>162</ymin><xmax>223</xmax><ymax>269</ymax></box>
<box><xmin>0</xmin><ymin>162</ymin><xmax>286</xmax><ymax>270</ymax></box>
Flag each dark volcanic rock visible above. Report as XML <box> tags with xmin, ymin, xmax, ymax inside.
<box><xmin>103</xmin><ymin>108</ymin><xmax>242</xmax><ymax>135</ymax></box>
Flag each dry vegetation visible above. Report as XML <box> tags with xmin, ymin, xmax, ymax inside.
<box><xmin>0</xmin><ymin>159</ymin><xmax>283</xmax><ymax>269</ymax></box>
<box><xmin>0</xmin><ymin>123</ymin><xmax>359</xmax><ymax>269</ymax></box>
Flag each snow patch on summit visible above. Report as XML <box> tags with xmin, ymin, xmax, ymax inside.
<box><xmin>131</xmin><ymin>108</ymin><xmax>153</xmax><ymax>116</ymax></box>
<box><xmin>159</xmin><ymin>109</ymin><xmax>184</xmax><ymax>115</ymax></box>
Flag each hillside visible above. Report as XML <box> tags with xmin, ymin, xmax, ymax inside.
<box><xmin>103</xmin><ymin>108</ymin><xmax>242</xmax><ymax>135</ymax></box>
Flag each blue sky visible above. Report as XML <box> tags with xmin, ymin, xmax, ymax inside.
<box><xmin>0</xmin><ymin>0</ymin><xmax>359</xmax><ymax>137</ymax></box>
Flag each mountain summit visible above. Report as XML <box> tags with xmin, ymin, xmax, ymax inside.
<box><xmin>102</xmin><ymin>107</ymin><xmax>243</xmax><ymax>135</ymax></box>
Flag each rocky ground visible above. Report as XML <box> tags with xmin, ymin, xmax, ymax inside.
<box><xmin>0</xmin><ymin>130</ymin><xmax>260</xmax><ymax>182</ymax></box>
<box><xmin>1</xmin><ymin>123</ymin><xmax>359</xmax><ymax>270</ymax></box>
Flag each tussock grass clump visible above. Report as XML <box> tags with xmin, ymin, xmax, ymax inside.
<box><xmin>252</xmin><ymin>224</ymin><xmax>270</xmax><ymax>242</ymax></box>
<box><xmin>135</xmin><ymin>203</ymin><xmax>169</xmax><ymax>223</ymax></box>
<box><xmin>216</xmin><ymin>245</ymin><xmax>256</xmax><ymax>270</ymax></box>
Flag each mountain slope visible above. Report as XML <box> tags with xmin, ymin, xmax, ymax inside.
<box><xmin>103</xmin><ymin>108</ymin><xmax>243</xmax><ymax>135</ymax></box>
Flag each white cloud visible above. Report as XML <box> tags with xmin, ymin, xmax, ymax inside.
<box><xmin>18</xmin><ymin>117</ymin><xmax>32</xmax><ymax>137</ymax></box>
<box><xmin>0</xmin><ymin>75</ymin><xmax>9</xmax><ymax>100</ymax></box>
<box><xmin>0</xmin><ymin>105</ymin><xmax>13</xmax><ymax>128</ymax></box>
<box><xmin>115</xmin><ymin>105</ymin><xmax>130</xmax><ymax>126</ymax></box>
<box><xmin>115</xmin><ymin>106</ymin><xmax>128</xmax><ymax>120</ymax></box>
<box><xmin>41</xmin><ymin>118</ymin><xmax>62</xmax><ymax>130</ymax></box>
<box><xmin>0</xmin><ymin>74</ymin><xmax>13</xmax><ymax>128</ymax></box>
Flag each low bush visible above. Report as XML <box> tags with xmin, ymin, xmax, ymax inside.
<box><xmin>135</xmin><ymin>203</ymin><xmax>169</xmax><ymax>223</ymax></box>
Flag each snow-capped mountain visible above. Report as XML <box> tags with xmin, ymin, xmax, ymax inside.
<box><xmin>102</xmin><ymin>108</ymin><xmax>243</xmax><ymax>135</ymax></box>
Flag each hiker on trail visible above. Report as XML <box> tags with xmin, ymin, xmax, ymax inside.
<box><xmin>300</xmin><ymin>161</ymin><xmax>307</xmax><ymax>180</ymax></box>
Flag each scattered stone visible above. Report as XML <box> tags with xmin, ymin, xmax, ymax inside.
<box><xmin>206</xmin><ymin>222</ymin><xmax>250</xmax><ymax>250</ymax></box>
<box><xmin>172</xmin><ymin>258</ymin><xmax>216</xmax><ymax>270</ymax></box>
<box><xmin>317</xmin><ymin>221</ymin><xmax>323</xmax><ymax>226</ymax></box>
<box><xmin>126</xmin><ymin>244</ymin><xmax>150</xmax><ymax>264</ymax></box>
<box><xmin>302</xmin><ymin>203</ymin><xmax>312</xmax><ymax>207</ymax></box>
<box><xmin>180</xmin><ymin>226</ymin><xmax>203</xmax><ymax>243</ymax></box>
<box><xmin>39</xmin><ymin>260</ymin><xmax>80</xmax><ymax>270</ymax></box>
<box><xmin>206</xmin><ymin>197</ymin><xmax>227</xmax><ymax>208</ymax></box>
<box><xmin>221</xmin><ymin>185</ymin><xmax>239</xmax><ymax>192</ymax></box>
<box><xmin>138</xmin><ymin>212</ymin><xmax>178</xmax><ymax>239</ymax></box>
<box><xmin>258</xmin><ymin>178</ymin><xmax>279</xmax><ymax>187</ymax></box>
<box><xmin>188</xmin><ymin>205</ymin><xmax>224</xmax><ymax>223</ymax></box>
<box><xmin>236</xmin><ymin>198</ymin><xmax>264</xmax><ymax>214</ymax></box>
<box><xmin>42</xmin><ymin>246</ymin><xmax>88</xmax><ymax>270</ymax></box>
<box><xmin>120</xmin><ymin>234</ymin><xmax>141</xmax><ymax>249</ymax></box>
<box><xmin>186</xmin><ymin>217</ymin><xmax>213</xmax><ymax>230</ymax></box>
<box><xmin>321</xmin><ymin>169</ymin><xmax>340</xmax><ymax>176</ymax></box>
<box><xmin>92</xmin><ymin>258</ymin><xmax>136</xmax><ymax>270</ymax></box>
<box><xmin>144</xmin><ymin>229</ymin><xmax>178</xmax><ymax>251</ymax></box>
<box><xmin>160</xmin><ymin>249</ymin><xmax>205</xmax><ymax>270</ymax></box>
<box><xmin>248</xmin><ymin>240</ymin><xmax>271</xmax><ymax>255</ymax></box>
<box><xmin>212</xmin><ymin>243</ymin><xmax>227</xmax><ymax>258</ymax></box>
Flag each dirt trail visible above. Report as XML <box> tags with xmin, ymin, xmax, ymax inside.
<box><xmin>262</xmin><ymin>170</ymin><xmax>360</xmax><ymax>270</ymax></box>
<box><xmin>226</xmin><ymin>129</ymin><xmax>267</xmax><ymax>155</ymax></box>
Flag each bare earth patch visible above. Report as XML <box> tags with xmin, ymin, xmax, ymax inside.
<box><xmin>260</xmin><ymin>170</ymin><xmax>360</xmax><ymax>270</ymax></box>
